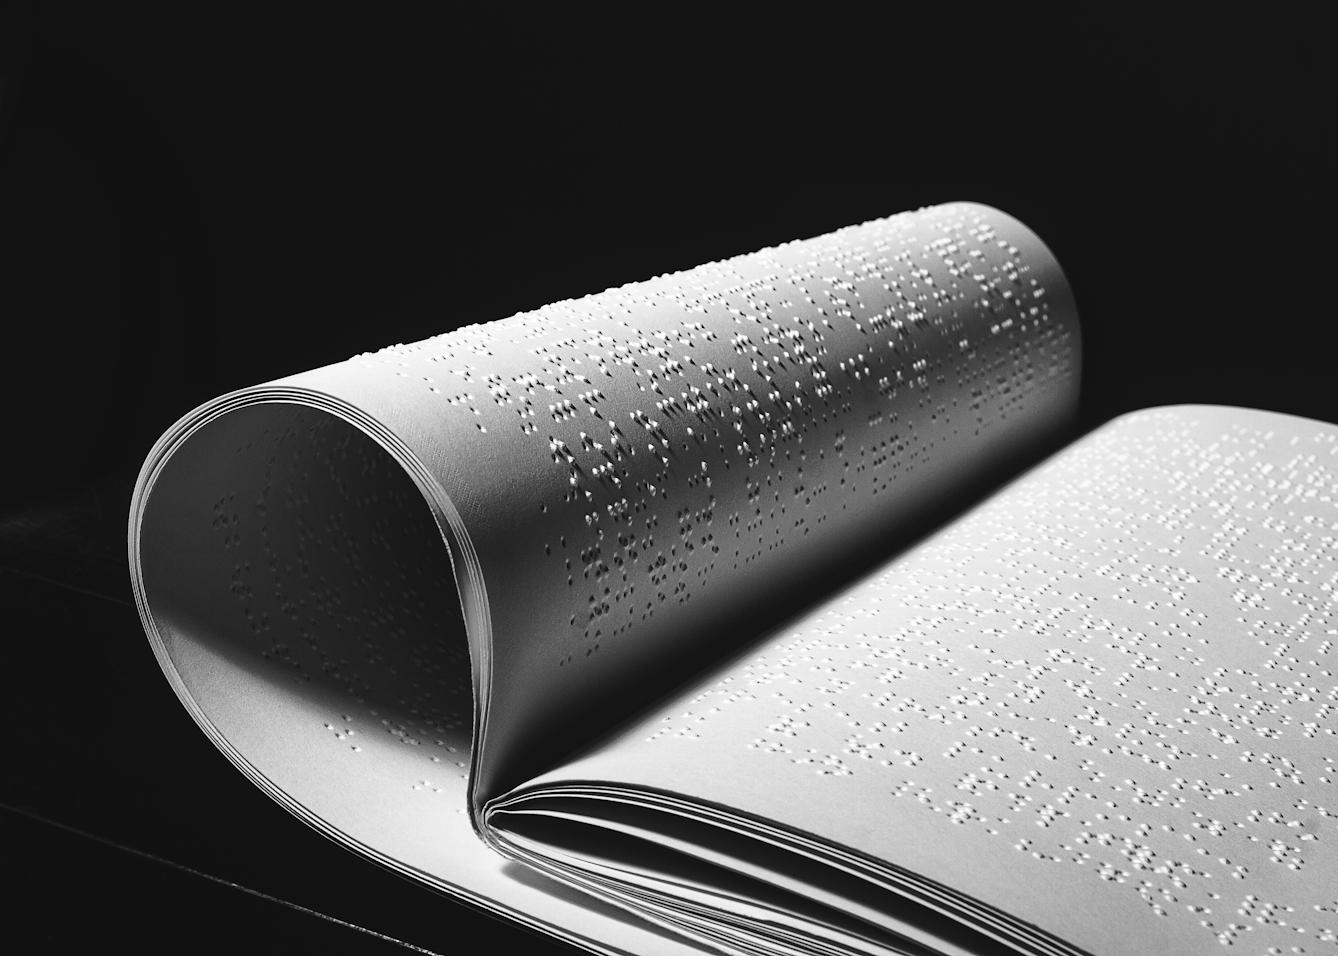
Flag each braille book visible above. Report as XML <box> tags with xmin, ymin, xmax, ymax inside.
<box><xmin>129</xmin><ymin>202</ymin><xmax>1338</xmax><ymax>956</ymax></box>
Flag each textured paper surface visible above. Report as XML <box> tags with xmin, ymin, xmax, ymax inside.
<box><xmin>507</xmin><ymin>407</ymin><xmax>1338</xmax><ymax>956</ymax></box>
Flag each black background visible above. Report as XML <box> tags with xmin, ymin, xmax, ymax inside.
<box><xmin>0</xmin><ymin>3</ymin><xmax>1330</xmax><ymax>953</ymax></box>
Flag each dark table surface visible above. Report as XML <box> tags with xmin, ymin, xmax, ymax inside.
<box><xmin>1</xmin><ymin>5</ymin><xmax>1329</xmax><ymax>953</ymax></box>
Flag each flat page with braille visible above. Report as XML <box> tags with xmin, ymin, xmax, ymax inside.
<box><xmin>129</xmin><ymin>202</ymin><xmax>1337</xmax><ymax>955</ymax></box>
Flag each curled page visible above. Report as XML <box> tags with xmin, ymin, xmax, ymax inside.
<box><xmin>129</xmin><ymin>201</ymin><xmax>1080</xmax><ymax>953</ymax></box>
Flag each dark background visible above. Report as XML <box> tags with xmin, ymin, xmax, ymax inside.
<box><xmin>0</xmin><ymin>3</ymin><xmax>1329</xmax><ymax>953</ymax></box>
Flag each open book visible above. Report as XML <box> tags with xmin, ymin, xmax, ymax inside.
<box><xmin>128</xmin><ymin>203</ymin><xmax>1338</xmax><ymax>956</ymax></box>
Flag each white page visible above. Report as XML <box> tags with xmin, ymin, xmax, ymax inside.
<box><xmin>130</xmin><ymin>202</ymin><xmax>1080</xmax><ymax>952</ymax></box>
<box><xmin>501</xmin><ymin>406</ymin><xmax>1338</xmax><ymax>956</ymax></box>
